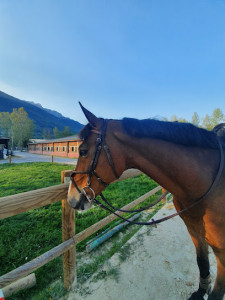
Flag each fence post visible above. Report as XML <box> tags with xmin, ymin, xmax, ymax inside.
<box><xmin>51</xmin><ymin>155</ymin><xmax>54</xmax><ymax>163</ymax></box>
<box><xmin>61</xmin><ymin>170</ymin><xmax>76</xmax><ymax>290</ymax></box>
<box><xmin>9</xmin><ymin>155</ymin><xmax>12</xmax><ymax>164</ymax></box>
<box><xmin>161</xmin><ymin>188</ymin><xmax>167</xmax><ymax>203</ymax></box>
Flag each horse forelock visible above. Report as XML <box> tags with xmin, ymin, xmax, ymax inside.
<box><xmin>79</xmin><ymin>118</ymin><xmax>105</xmax><ymax>141</ymax></box>
<box><xmin>79</xmin><ymin>124</ymin><xmax>92</xmax><ymax>141</ymax></box>
<box><xmin>122</xmin><ymin>118</ymin><xmax>223</xmax><ymax>149</ymax></box>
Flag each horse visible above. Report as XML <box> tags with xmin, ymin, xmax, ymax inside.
<box><xmin>67</xmin><ymin>103</ymin><xmax>225</xmax><ymax>300</ymax></box>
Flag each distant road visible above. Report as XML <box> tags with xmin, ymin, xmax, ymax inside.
<box><xmin>0</xmin><ymin>151</ymin><xmax>77</xmax><ymax>166</ymax></box>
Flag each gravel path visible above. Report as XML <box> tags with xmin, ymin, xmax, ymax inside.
<box><xmin>65</xmin><ymin>204</ymin><xmax>217</xmax><ymax>300</ymax></box>
<box><xmin>0</xmin><ymin>151</ymin><xmax>77</xmax><ymax>165</ymax></box>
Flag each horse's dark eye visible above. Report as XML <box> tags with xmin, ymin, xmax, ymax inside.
<box><xmin>79</xmin><ymin>149</ymin><xmax>88</xmax><ymax>157</ymax></box>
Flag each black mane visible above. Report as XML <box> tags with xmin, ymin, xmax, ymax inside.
<box><xmin>79</xmin><ymin>117</ymin><xmax>224</xmax><ymax>149</ymax></box>
<box><xmin>122</xmin><ymin>118</ymin><xmax>221</xmax><ymax>149</ymax></box>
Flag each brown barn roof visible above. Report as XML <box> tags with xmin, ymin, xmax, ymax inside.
<box><xmin>28</xmin><ymin>134</ymin><xmax>80</xmax><ymax>145</ymax></box>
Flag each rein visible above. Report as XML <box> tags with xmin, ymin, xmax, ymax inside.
<box><xmin>70</xmin><ymin>121</ymin><xmax>224</xmax><ymax>226</ymax></box>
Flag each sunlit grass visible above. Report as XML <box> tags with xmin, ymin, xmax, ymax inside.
<box><xmin>0</xmin><ymin>163</ymin><xmax>160</xmax><ymax>299</ymax></box>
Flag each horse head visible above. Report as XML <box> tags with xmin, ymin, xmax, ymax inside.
<box><xmin>67</xmin><ymin>103</ymin><xmax>124</xmax><ymax>211</ymax></box>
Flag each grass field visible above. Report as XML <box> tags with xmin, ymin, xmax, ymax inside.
<box><xmin>0</xmin><ymin>162</ymin><xmax>161</xmax><ymax>299</ymax></box>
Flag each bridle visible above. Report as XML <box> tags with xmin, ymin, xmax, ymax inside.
<box><xmin>70</xmin><ymin>120</ymin><xmax>224</xmax><ymax>226</ymax></box>
<box><xmin>70</xmin><ymin>119</ymin><xmax>120</xmax><ymax>204</ymax></box>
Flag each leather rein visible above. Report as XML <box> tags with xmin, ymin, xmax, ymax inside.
<box><xmin>70</xmin><ymin>120</ymin><xmax>224</xmax><ymax>227</ymax></box>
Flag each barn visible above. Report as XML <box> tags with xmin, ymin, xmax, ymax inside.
<box><xmin>28</xmin><ymin>135</ymin><xmax>82</xmax><ymax>158</ymax></box>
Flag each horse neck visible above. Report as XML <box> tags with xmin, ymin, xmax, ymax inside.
<box><xmin>112</xmin><ymin>125</ymin><xmax>219</xmax><ymax>201</ymax></box>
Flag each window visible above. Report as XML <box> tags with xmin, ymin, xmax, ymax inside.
<box><xmin>70</xmin><ymin>146</ymin><xmax>78</xmax><ymax>152</ymax></box>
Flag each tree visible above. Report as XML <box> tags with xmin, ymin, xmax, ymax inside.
<box><xmin>211</xmin><ymin>108</ymin><xmax>224</xmax><ymax>128</ymax></box>
<box><xmin>0</xmin><ymin>112</ymin><xmax>12</xmax><ymax>137</ymax></box>
<box><xmin>202</xmin><ymin>108</ymin><xmax>225</xmax><ymax>130</ymax></box>
<box><xmin>170</xmin><ymin>115</ymin><xmax>178</xmax><ymax>122</ymax></box>
<box><xmin>161</xmin><ymin>117</ymin><xmax>168</xmax><ymax>121</ymax></box>
<box><xmin>10</xmin><ymin>107</ymin><xmax>34</xmax><ymax>148</ymax></box>
<box><xmin>53</xmin><ymin>127</ymin><xmax>60</xmax><ymax>138</ymax></box>
<box><xmin>178</xmin><ymin>117</ymin><xmax>188</xmax><ymax>123</ymax></box>
<box><xmin>191</xmin><ymin>112</ymin><xmax>200</xmax><ymax>127</ymax></box>
<box><xmin>43</xmin><ymin>128</ymin><xmax>52</xmax><ymax>139</ymax></box>
<box><xmin>63</xmin><ymin>126</ymin><xmax>71</xmax><ymax>137</ymax></box>
<box><xmin>53</xmin><ymin>126</ymin><xmax>73</xmax><ymax>138</ymax></box>
<box><xmin>170</xmin><ymin>115</ymin><xmax>187</xmax><ymax>123</ymax></box>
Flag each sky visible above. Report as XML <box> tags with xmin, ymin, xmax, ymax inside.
<box><xmin>0</xmin><ymin>0</ymin><xmax>225</xmax><ymax>125</ymax></box>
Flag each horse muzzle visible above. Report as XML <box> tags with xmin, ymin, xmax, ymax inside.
<box><xmin>68</xmin><ymin>188</ymin><xmax>94</xmax><ymax>211</ymax></box>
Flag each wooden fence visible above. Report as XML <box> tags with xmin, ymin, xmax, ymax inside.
<box><xmin>0</xmin><ymin>169</ymin><xmax>164</xmax><ymax>295</ymax></box>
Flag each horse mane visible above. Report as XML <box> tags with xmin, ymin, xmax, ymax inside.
<box><xmin>122</xmin><ymin>118</ymin><xmax>223</xmax><ymax>149</ymax></box>
<box><xmin>79</xmin><ymin>117</ymin><xmax>225</xmax><ymax>149</ymax></box>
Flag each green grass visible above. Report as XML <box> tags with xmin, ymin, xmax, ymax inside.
<box><xmin>0</xmin><ymin>163</ymin><xmax>160</xmax><ymax>299</ymax></box>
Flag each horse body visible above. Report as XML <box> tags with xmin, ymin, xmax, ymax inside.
<box><xmin>112</xmin><ymin>120</ymin><xmax>225</xmax><ymax>299</ymax></box>
<box><xmin>67</xmin><ymin>105</ymin><xmax>225</xmax><ymax>299</ymax></box>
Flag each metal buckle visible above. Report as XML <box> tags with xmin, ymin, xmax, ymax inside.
<box><xmin>82</xmin><ymin>186</ymin><xmax>96</xmax><ymax>203</ymax></box>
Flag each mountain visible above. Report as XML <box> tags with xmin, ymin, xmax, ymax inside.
<box><xmin>27</xmin><ymin>101</ymin><xmax>64</xmax><ymax>118</ymax></box>
<box><xmin>0</xmin><ymin>91</ymin><xmax>84</xmax><ymax>138</ymax></box>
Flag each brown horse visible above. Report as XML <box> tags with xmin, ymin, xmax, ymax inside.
<box><xmin>67</xmin><ymin>104</ymin><xmax>225</xmax><ymax>300</ymax></box>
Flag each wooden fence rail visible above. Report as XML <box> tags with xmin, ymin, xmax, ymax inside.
<box><xmin>0</xmin><ymin>183</ymin><xmax>69</xmax><ymax>220</ymax></box>
<box><xmin>0</xmin><ymin>169</ymin><xmax>142</xmax><ymax>220</ymax></box>
<box><xmin>0</xmin><ymin>169</ymin><xmax>163</xmax><ymax>293</ymax></box>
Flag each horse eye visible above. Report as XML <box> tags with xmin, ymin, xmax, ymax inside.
<box><xmin>79</xmin><ymin>149</ymin><xmax>88</xmax><ymax>157</ymax></box>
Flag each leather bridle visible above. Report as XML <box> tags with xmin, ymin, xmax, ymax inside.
<box><xmin>70</xmin><ymin>119</ymin><xmax>120</xmax><ymax>204</ymax></box>
<box><xmin>70</xmin><ymin>120</ymin><xmax>224</xmax><ymax>226</ymax></box>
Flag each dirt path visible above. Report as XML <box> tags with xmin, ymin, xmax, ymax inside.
<box><xmin>0</xmin><ymin>151</ymin><xmax>77</xmax><ymax>165</ymax></box>
<box><xmin>64</xmin><ymin>204</ymin><xmax>217</xmax><ymax>300</ymax></box>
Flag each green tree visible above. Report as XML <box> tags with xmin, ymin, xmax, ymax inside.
<box><xmin>178</xmin><ymin>117</ymin><xmax>188</xmax><ymax>123</ymax></box>
<box><xmin>202</xmin><ymin>114</ymin><xmax>212</xmax><ymax>130</ymax></box>
<box><xmin>170</xmin><ymin>115</ymin><xmax>187</xmax><ymax>123</ymax></box>
<box><xmin>0</xmin><ymin>112</ymin><xmax>12</xmax><ymax>136</ymax></box>
<box><xmin>53</xmin><ymin>127</ymin><xmax>60</xmax><ymax>138</ymax></box>
<box><xmin>202</xmin><ymin>108</ymin><xmax>224</xmax><ymax>130</ymax></box>
<box><xmin>161</xmin><ymin>117</ymin><xmax>168</xmax><ymax>121</ymax></box>
<box><xmin>170</xmin><ymin>115</ymin><xmax>178</xmax><ymax>122</ymax></box>
<box><xmin>191</xmin><ymin>112</ymin><xmax>200</xmax><ymax>127</ymax></box>
<box><xmin>42</xmin><ymin>128</ymin><xmax>52</xmax><ymax>139</ymax></box>
<box><xmin>10</xmin><ymin>107</ymin><xmax>34</xmax><ymax>148</ymax></box>
<box><xmin>53</xmin><ymin>126</ymin><xmax>73</xmax><ymax>138</ymax></box>
<box><xmin>211</xmin><ymin>108</ymin><xmax>224</xmax><ymax>128</ymax></box>
<box><xmin>63</xmin><ymin>126</ymin><xmax>72</xmax><ymax>137</ymax></box>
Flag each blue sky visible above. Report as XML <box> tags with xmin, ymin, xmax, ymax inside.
<box><xmin>0</xmin><ymin>0</ymin><xmax>225</xmax><ymax>124</ymax></box>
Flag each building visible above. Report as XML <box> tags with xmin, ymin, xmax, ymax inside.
<box><xmin>28</xmin><ymin>135</ymin><xmax>82</xmax><ymax>158</ymax></box>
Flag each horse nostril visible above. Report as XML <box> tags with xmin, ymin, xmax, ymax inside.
<box><xmin>72</xmin><ymin>197</ymin><xmax>86</xmax><ymax>210</ymax></box>
<box><xmin>67</xmin><ymin>196</ymin><xmax>80</xmax><ymax>210</ymax></box>
<box><xmin>73</xmin><ymin>201</ymin><xmax>82</xmax><ymax>210</ymax></box>
<box><xmin>69</xmin><ymin>194</ymin><xmax>88</xmax><ymax>210</ymax></box>
<box><xmin>81</xmin><ymin>200</ymin><xmax>85</xmax><ymax>210</ymax></box>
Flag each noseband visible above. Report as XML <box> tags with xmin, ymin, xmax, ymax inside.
<box><xmin>70</xmin><ymin>121</ymin><xmax>224</xmax><ymax>227</ymax></box>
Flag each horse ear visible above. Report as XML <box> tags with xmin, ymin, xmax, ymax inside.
<box><xmin>79</xmin><ymin>102</ymin><xmax>100</xmax><ymax>128</ymax></box>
